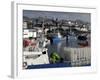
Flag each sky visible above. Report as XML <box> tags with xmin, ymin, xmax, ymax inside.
<box><xmin>23</xmin><ymin>10</ymin><xmax>91</xmax><ymax>23</ymax></box>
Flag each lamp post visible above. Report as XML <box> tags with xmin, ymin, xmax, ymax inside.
<box><xmin>68</xmin><ymin>21</ymin><xmax>72</xmax><ymax>34</ymax></box>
